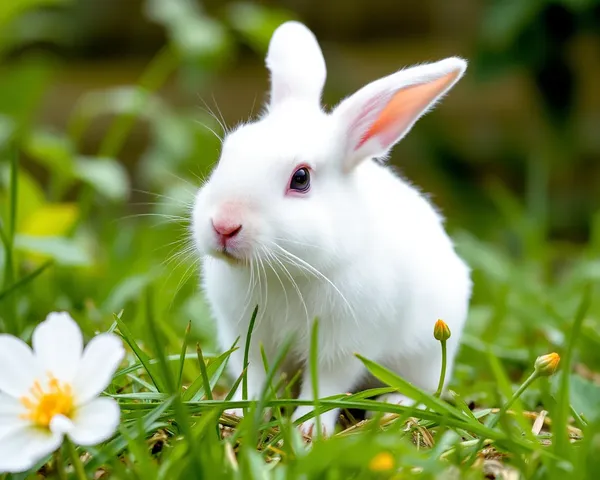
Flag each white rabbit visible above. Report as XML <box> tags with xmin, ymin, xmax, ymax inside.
<box><xmin>191</xmin><ymin>20</ymin><xmax>472</xmax><ymax>437</ymax></box>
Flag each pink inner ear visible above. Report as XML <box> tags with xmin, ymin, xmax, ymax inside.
<box><xmin>356</xmin><ymin>71</ymin><xmax>459</xmax><ymax>150</ymax></box>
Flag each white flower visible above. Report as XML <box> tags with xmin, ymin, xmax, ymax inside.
<box><xmin>0</xmin><ymin>312</ymin><xmax>125</xmax><ymax>473</ymax></box>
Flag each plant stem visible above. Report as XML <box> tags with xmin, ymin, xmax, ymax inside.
<box><xmin>53</xmin><ymin>449</ymin><xmax>67</xmax><ymax>480</ymax></box>
<box><xmin>65</xmin><ymin>438</ymin><xmax>87</xmax><ymax>480</ymax></box>
<box><xmin>2</xmin><ymin>147</ymin><xmax>18</xmax><ymax>334</ymax></box>
<box><xmin>434</xmin><ymin>340</ymin><xmax>447</xmax><ymax>397</ymax></box>
<box><xmin>570</xmin><ymin>405</ymin><xmax>587</xmax><ymax>430</ymax></box>
<box><xmin>465</xmin><ymin>370</ymin><xmax>540</xmax><ymax>466</ymax></box>
<box><xmin>498</xmin><ymin>371</ymin><xmax>539</xmax><ymax>421</ymax></box>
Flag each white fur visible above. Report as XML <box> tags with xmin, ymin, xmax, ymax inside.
<box><xmin>266</xmin><ymin>21</ymin><xmax>326</xmax><ymax>108</ymax></box>
<box><xmin>191</xmin><ymin>21</ymin><xmax>472</xmax><ymax>437</ymax></box>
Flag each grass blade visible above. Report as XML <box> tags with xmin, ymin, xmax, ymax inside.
<box><xmin>85</xmin><ymin>397</ymin><xmax>174</xmax><ymax>472</ymax></box>
<box><xmin>177</xmin><ymin>321</ymin><xmax>191</xmax><ymax>390</ymax></box>
<box><xmin>355</xmin><ymin>354</ymin><xmax>469</xmax><ymax>422</ymax></box>
<box><xmin>113</xmin><ymin>312</ymin><xmax>166</xmax><ymax>392</ymax></box>
<box><xmin>0</xmin><ymin>260</ymin><xmax>53</xmax><ymax>302</ymax></box>
<box><xmin>553</xmin><ymin>285</ymin><xmax>592</xmax><ymax>460</ymax></box>
<box><xmin>196</xmin><ymin>342</ymin><xmax>213</xmax><ymax>400</ymax></box>
<box><xmin>224</xmin><ymin>367</ymin><xmax>248</xmax><ymax>402</ymax></box>
<box><xmin>143</xmin><ymin>286</ymin><xmax>204</xmax><ymax>473</ymax></box>
<box><xmin>183</xmin><ymin>343</ymin><xmax>238</xmax><ymax>401</ymax></box>
<box><xmin>310</xmin><ymin>318</ymin><xmax>322</xmax><ymax>440</ymax></box>
<box><xmin>242</xmin><ymin>305</ymin><xmax>258</xmax><ymax>414</ymax></box>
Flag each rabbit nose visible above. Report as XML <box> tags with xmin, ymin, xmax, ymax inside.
<box><xmin>212</xmin><ymin>219</ymin><xmax>242</xmax><ymax>244</ymax></box>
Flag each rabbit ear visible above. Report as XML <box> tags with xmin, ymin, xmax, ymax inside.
<box><xmin>332</xmin><ymin>57</ymin><xmax>467</xmax><ymax>172</ymax></box>
<box><xmin>266</xmin><ymin>21</ymin><xmax>326</xmax><ymax>109</ymax></box>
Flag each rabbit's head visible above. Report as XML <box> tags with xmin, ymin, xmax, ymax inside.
<box><xmin>192</xmin><ymin>21</ymin><xmax>466</xmax><ymax>272</ymax></box>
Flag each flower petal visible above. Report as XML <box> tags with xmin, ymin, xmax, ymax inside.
<box><xmin>68</xmin><ymin>397</ymin><xmax>120</xmax><ymax>446</ymax></box>
<box><xmin>0</xmin><ymin>391</ymin><xmax>25</xmax><ymax>415</ymax></box>
<box><xmin>50</xmin><ymin>414</ymin><xmax>74</xmax><ymax>436</ymax></box>
<box><xmin>0</xmin><ymin>393</ymin><xmax>28</xmax><ymax>439</ymax></box>
<box><xmin>0</xmin><ymin>335</ymin><xmax>40</xmax><ymax>398</ymax></box>
<box><xmin>0</xmin><ymin>425</ymin><xmax>62</xmax><ymax>473</ymax></box>
<box><xmin>72</xmin><ymin>333</ymin><xmax>124</xmax><ymax>405</ymax></box>
<box><xmin>33</xmin><ymin>311</ymin><xmax>83</xmax><ymax>383</ymax></box>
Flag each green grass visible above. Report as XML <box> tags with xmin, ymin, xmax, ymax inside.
<box><xmin>1</xmin><ymin>122</ymin><xmax>599</xmax><ymax>480</ymax></box>
<box><xmin>1</xmin><ymin>6</ymin><xmax>600</xmax><ymax>478</ymax></box>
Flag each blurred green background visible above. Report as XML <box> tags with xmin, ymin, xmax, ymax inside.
<box><xmin>1</xmin><ymin>0</ymin><xmax>599</xmax><ymax>405</ymax></box>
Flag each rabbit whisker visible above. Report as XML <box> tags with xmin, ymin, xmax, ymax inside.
<box><xmin>118</xmin><ymin>213</ymin><xmax>189</xmax><ymax>224</ymax></box>
<box><xmin>194</xmin><ymin>118</ymin><xmax>223</xmax><ymax>143</ymax></box>
<box><xmin>271</xmin><ymin>243</ymin><xmax>358</xmax><ymax>326</ymax></box>
<box><xmin>272</xmin><ymin>237</ymin><xmax>326</xmax><ymax>251</ymax></box>
<box><xmin>211</xmin><ymin>93</ymin><xmax>230</xmax><ymax>135</ymax></box>
<box><xmin>170</xmin><ymin>255</ymin><xmax>200</xmax><ymax>308</ymax></box>
<box><xmin>197</xmin><ymin>95</ymin><xmax>228</xmax><ymax>137</ymax></box>
<box><xmin>261</xmin><ymin>247</ymin><xmax>290</xmax><ymax>324</ymax></box>
<box><xmin>236</xmin><ymin>253</ymin><xmax>257</xmax><ymax>325</ymax></box>
<box><xmin>132</xmin><ymin>188</ymin><xmax>195</xmax><ymax>208</ymax></box>
<box><xmin>264</xmin><ymin>247</ymin><xmax>310</xmax><ymax>326</ymax></box>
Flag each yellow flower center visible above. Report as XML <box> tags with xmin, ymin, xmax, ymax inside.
<box><xmin>20</xmin><ymin>375</ymin><xmax>74</xmax><ymax>428</ymax></box>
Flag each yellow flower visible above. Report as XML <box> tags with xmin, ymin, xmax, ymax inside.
<box><xmin>369</xmin><ymin>452</ymin><xmax>395</xmax><ymax>472</ymax></box>
<box><xmin>433</xmin><ymin>319</ymin><xmax>451</xmax><ymax>342</ymax></box>
<box><xmin>534</xmin><ymin>352</ymin><xmax>560</xmax><ymax>376</ymax></box>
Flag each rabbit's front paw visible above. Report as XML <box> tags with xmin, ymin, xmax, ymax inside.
<box><xmin>365</xmin><ymin>393</ymin><xmax>419</xmax><ymax>419</ymax></box>
<box><xmin>224</xmin><ymin>407</ymin><xmax>245</xmax><ymax>419</ymax></box>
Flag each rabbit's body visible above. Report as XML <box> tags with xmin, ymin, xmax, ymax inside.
<box><xmin>201</xmin><ymin>152</ymin><xmax>471</xmax><ymax>424</ymax></box>
<box><xmin>192</xmin><ymin>21</ymin><xmax>472</xmax><ymax>435</ymax></box>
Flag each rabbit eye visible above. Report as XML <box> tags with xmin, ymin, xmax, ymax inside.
<box><xmin>289</xmin><ymin>167</ymin><xmax>310</xmax><ymax>192</ymax></box>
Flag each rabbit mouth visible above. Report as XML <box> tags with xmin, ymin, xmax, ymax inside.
<box><xmin>214</xmin><ymin>246</ymin><xmax>245</xmax><ymax>265</ymax></box>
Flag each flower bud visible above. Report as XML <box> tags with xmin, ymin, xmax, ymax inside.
<box><xmin>369</xmin><ymin>452</ymin><xmax>395</xmax><ymax>472</ymax></box>
<box><xmin>534</xmin><ymin>352</ymin><xmax>560</xmax><ymax>376</ymax></box>
<box><xmin>433</xmin><ymin>319</ymin><xmax>451</xmax><ymax>342</ymax></box>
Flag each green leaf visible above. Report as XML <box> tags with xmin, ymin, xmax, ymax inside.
<box><xmin>552</xmin><ymin>373</ymin><xmax>600</xmax><ymax>423</ymax></box>
<box><xmin>102</xmin><ymin>272</ymin><xmax>160</xmax><ymax>315</ymax></box>
<box><xmin>0</xmin><ymin>0</ymin><xmax>70</xmax><ymax>26</ymax></box>
<box><xmin>480</xmin><ymin>0</ymin><xmax>545</xmax><ymax>51</ymax></box>
<box><xmin>19</xmin><ymin>203</ymin><xmax>79</xmax><ymax>236</ymax></box>
<box><xmin>145</xmin><ymin>0</ymin><xmax>230</xmax><ymax>60</ymax></box>
<box><xmin>14</xmin><ymin>234</ymin><xmax>91</xmax><ymax>266</ymax></box>
<box><xmin>0</xmin><ymin>58</ymin><xmax>54</xmax><ymax>128</ymax></box>
<box><xmin>0</xmin><ymin>114</ymin><xmax>15</xmax><ymax>146</ymax></box>
<box><xmin>0</xmin><ymin>165</ymin><xmax>45</xmax><ymax>232</ymax></box>
<box><xmin>75</xmin><ymin>156</ymin><xmax>130</xmax><ymax>202</ymax></box>
<box><xmin>226</xmin><ymin>2</ymin><xmax>296</xmax><ymax>54</ymax></box>
<box><xmin>24</xmin><ymin>129</ymin><xmax>75</xmax><ymax>176</ymax></box>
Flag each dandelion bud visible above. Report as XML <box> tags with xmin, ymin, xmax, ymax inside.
<box><xmin>534</xmin><ymin>352</ymin><xmax>560</xmax><ymax>376</ymax></box>
<box><xmin>433</xmin><ymin>319</ymin><xmax>451</xmax><ymax>342</ymax></box>
<box><xmin>369</xmin><ymin>452</ymin><xmax>395</xmax><ymax>472</ymax></box>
